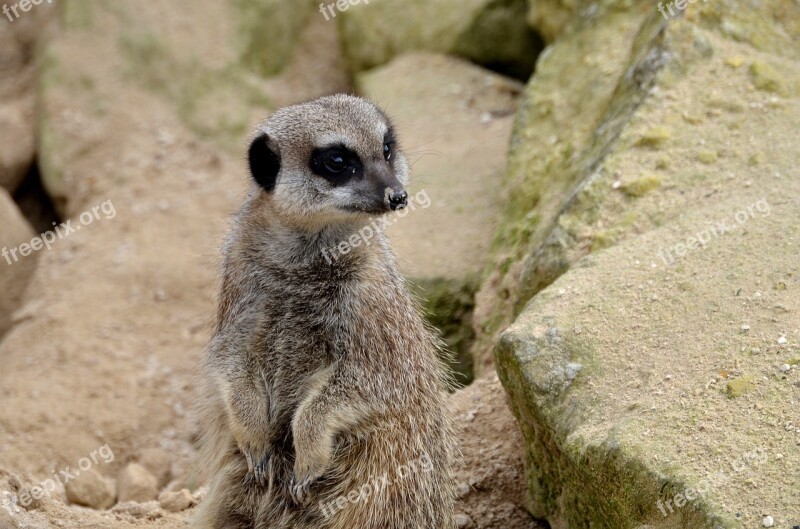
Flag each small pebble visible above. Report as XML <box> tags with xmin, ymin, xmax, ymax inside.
<box><xmin>780</xmin><ymin>364</ymin><xmax>791</xmax><ymax>372</ymax></box>
<box><xmin>762</xmin><ymin>515</ymin><xmax>773</xmax><ymax>527</ymax></box>
<box><xmin>158</xmin><ymin>489</ymin><xmax>194</xmax><ymax>513</ymax></box>
<box><xmin>778</xmin><ymin>336</ymin><xmax>788</xmax><ymax>345</ymax></box>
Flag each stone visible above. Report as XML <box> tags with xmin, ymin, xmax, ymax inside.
<box><xmin>339</xmin><ymin>0</ymin><xmax>542</xmax><ymax>79</ymax></box>
<box><xmin>486</xmin><ymin>0</ymin><xmax>800</xmax><ymax>526</ymax></box>
<box><xmin>64</xmin><ymin>469</ymin><xmax>116</xmax><ymax>510</ymax></box>
<box><xmin>0</xmin><ymin>2</ymin><xmax>54</xmax><ymax>192</ymax></box>
<box><xmin>137</xmin><ymin>448</ymin><xmax>172</xmax><ymax>488</ymax></box>
<box><xmin>110</xmin><ymin>501</ymin><xmax>161</xmax><ymax>519</ymax></box>
<box><xmin>117</xmin><ymin>463</ymin><xmax>158</xmax><ymax>503</ymax></box>
<box><xmin>0</xmin><ymin>101</ymin><xmax>35</xmax><ymax>192</ymax></box>
<box><xmin>0</xmin><ymin>188</ymin><xmax>38</xmax><ymax>336</ymax></box>
<box><xmin>233</xmin><ymin>0</ymin><xmax>315</xmax><ymax>77</ymax></box>
<box><xmin>157</xmin><ymin>489</ymin><xmax>194</xmax><ymax>513</ymax></box>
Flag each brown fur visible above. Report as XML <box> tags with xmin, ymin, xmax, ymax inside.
<box><xmin>195</xmin><ymin>95</ymin><xmax>457</xmax><ymax>529</ymax></box>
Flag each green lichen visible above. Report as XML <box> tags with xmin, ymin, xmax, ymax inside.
<box><xmin>749</xmin><ymin>61</ymin><xmax>790</xmax><ymax>96</ymax></box>
<box><xmin>635</xmin><ymin>127</ymin><xmax>671</xmax><ymax>148</ymax></box>
<box><xmin>696</xmin><ymin>150</ymin><xmax>718</xmax><ymax>164</ymax></box>
<box><xmin>620</xmin><ymin>175</ymin><xmax>662</xmax><ymax>198</ymax></box>
<box><xmin>725</xmin><ymin>376</ymin><xmax>755</xmax><ymax>399</ymax></box>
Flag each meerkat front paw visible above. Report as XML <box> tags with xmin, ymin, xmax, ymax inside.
<box><xmin>242</xmin><ymin>448</ymin><xmax>272</xmax><ymax>487</ymax></box>
<box><xmin>289</xmin><ymin>443</ymin><xmax>331</xmax><ymax>504</ymax></box>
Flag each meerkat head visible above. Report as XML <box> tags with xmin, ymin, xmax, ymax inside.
<box><xmin>247</xmin><ymin>95</ymin><xmax>410</xmax><ymax>232</ymax></box>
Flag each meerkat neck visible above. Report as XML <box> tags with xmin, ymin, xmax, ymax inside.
<box><xmin>239</xmin><ymin>192</ymin><xmax>393</xmax><ymax>271</ymax></box>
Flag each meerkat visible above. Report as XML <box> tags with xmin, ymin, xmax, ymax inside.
<box><xmin>195</xmin><ymin>94</ymin><xmax>457</xmax><ymax>529</ymax></box>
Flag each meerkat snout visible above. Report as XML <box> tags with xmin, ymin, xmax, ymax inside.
<box><xmin>386</xmin><ymin>187</ymin><xmax>408</xmax><ymax>210</ymax></box>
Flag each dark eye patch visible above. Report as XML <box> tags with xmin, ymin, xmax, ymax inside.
<box><xmin>310</xmin><ymin>145</ymin><xmax>363</xmax><ymax>185</ymax></box>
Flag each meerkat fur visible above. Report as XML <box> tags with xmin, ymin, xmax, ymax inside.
<box><xmin>195</xmin><ymin>94</ymin><xmax>457</xmax><ymax>529</ymax></box>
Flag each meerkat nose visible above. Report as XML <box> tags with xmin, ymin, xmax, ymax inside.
<box><xmin>387</xmin><ymin>189</ymin><xmax>408</xmax><ymax>211</ymax></box>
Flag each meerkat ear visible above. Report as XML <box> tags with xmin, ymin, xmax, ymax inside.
<box><xmin>248</xmin><ymin>133</ymin><xmax>281</xmax><ymax>192</ymax></box>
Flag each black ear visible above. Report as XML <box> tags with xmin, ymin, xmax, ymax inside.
<box><xmin>248</xmin><ymin>133</ymin><xmax>281</xmax><ymax>192</ymax></box>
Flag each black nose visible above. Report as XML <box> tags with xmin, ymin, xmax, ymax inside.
<box><xmin>388</xmin><ymin>190</ymin><xmax>408</xmax><ymax>211</ymax></box>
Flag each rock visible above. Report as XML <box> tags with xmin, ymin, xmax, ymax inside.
<box><xmin>762</xmin><ymin>515</ymin><xmax>774</xmax><ymax>527</ymax></box>
<box><xmin>110</xmin><ymin>501</ymin><xmax>161</xmax><ymax>519</ymax></box>
<box><xmin>0</xmin><ymin>101</ymin><xmax>35</xmax><ymax>192</ymax></box>
<box><xmin>470</xmin><ymin>1</ymin><xmax>660</xmax><ymax>371</ymax></box>
<box><xmin>64</xmin><ymin>469</ymin><xmax>116</xmax><ymax>510</ymax></box>
<box><xmin>0</xmin><ymin>188</ymin><xmax>38</xmax><ymax>336</ymax></box>
<box><xmin>117</xmin><ymin>464</ymin><xmax>158</xmax><ymax>503</ymax></box>
<box><xmin>0</xmin><ymin>2</ymin><xmax>54</xmax><ymax>192</ymax></box>
<box><xmin>233</xmin><ymin>0</ymin><xmax>315</xmax><ymax>77</ymax></box>
<box><xmin>192</xmin><ymin>486</ymin><xmax>208</xmax><ymax>504</ymax></box>
<box><xmin>339</xmin><ymin>0</ymin><xmax>542</xmax><ymax>79</ymax></box>
<box><xmin>526</xmin><ymin>0</ymin><xmax>575</xmax><ymax>42</ymax></box>
<box><xmin>137</xmin><ymin>448</ymin><xmax>172</xmax><ymax>488</ymax></box>
<box><xmin>157</xmin><ymin>489</ymin><xmax>194</xmax><ymax>513</ymax></box>
<box><xmin>488</xmin><ymin>0</ymin><xmax>800</xmax><ymax>526</ymax></box>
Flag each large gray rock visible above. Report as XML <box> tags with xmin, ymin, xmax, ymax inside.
<box><xmin>486</xmin><ymin>0</ymin><xmax>800</xmax><ymax>526</ymax></box>
<box><xmin>339</xmin><ymin>0</ymin><xmax>542</xmax><ymax>79</ymax></box>
<box><xmin>499</xmin><ymin>181</ymin><xmax>799</xmax><ymax>528</ymax></box>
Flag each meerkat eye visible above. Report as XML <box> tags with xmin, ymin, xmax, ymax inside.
<box><xmin>324</xmin><ymin>153</ymin><xmax>347</xmax><ymax>173</ymax></box>
<box><xmin>383</xmin><ymin>142</ymin><xmax>393</xmax><ymax>161</ymax></box>
<box><xmin>310</xmin><ymin>146</ymin><xmax>362</xmax><ymax>182</ymax></box>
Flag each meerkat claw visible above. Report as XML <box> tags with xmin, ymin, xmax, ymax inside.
<box><xmin>253</xmin><ymin>456</ymin><xmax>270</xmax><ymax>486</ymax></box>
<box><xmin>242</xmin><ymin>450</ymin><xmax>271</xmax><ymax>486</ymax></box>
<box><xmin>289</xmin><ymin>474</ymin><xmax>314</xmax><ymax>504</ymax></box>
